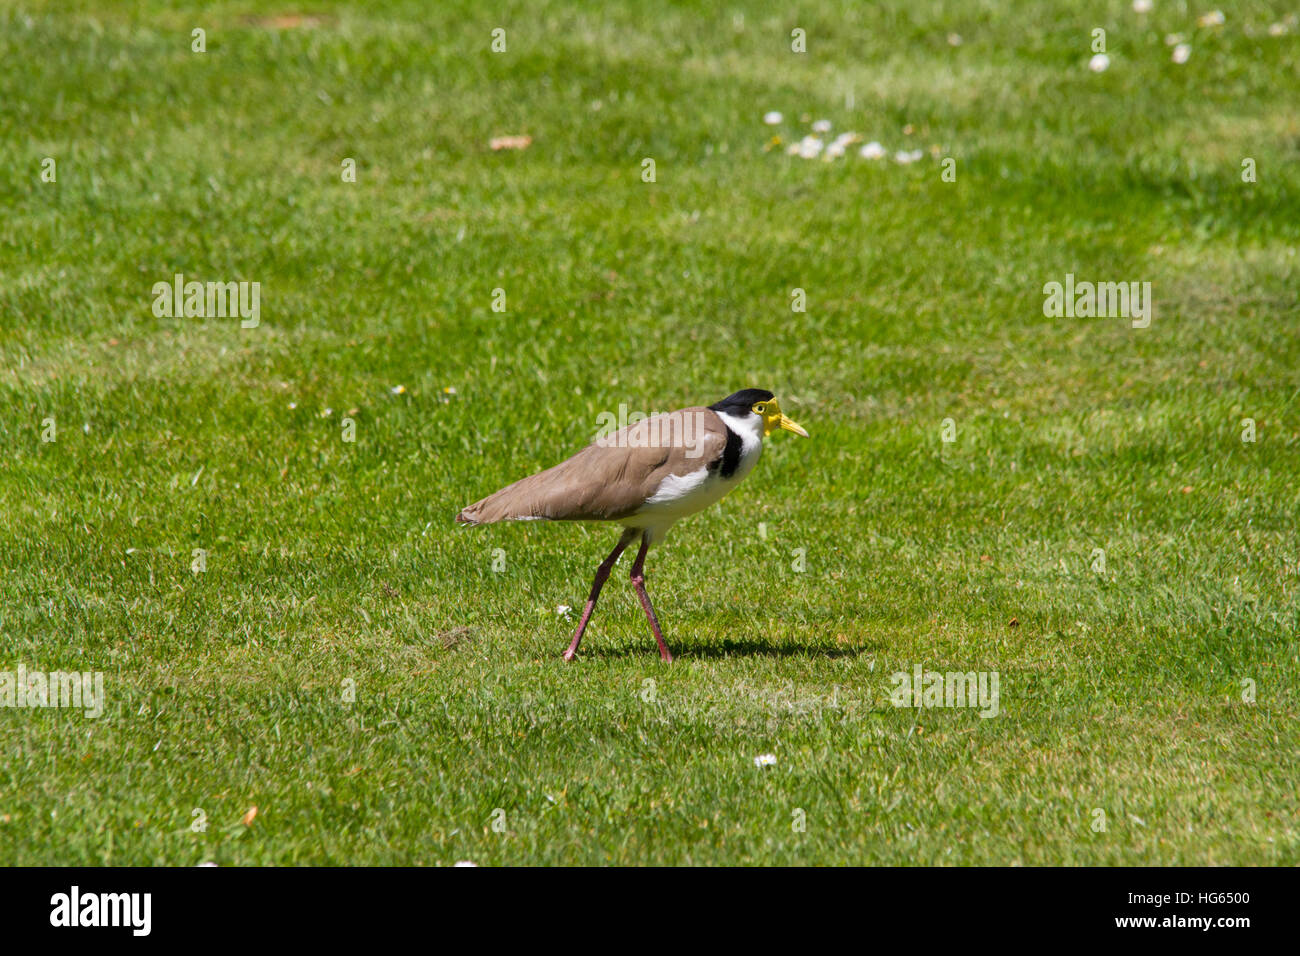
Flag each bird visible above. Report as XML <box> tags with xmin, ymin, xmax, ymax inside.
<box><xmin>456</xmin><ymin>388</ymin><xmax>808</xmax><ymax>662</ymax></box>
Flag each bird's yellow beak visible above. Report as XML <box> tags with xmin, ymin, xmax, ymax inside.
<box><xmin>758</xmin><ymin>399</ymin><xmax>809</xmax><ymax>438</ymax></box>
<box><xmin>778</xmin><ymin>413</ymin><xmax>809</xmax><ymax>438</ymax></box>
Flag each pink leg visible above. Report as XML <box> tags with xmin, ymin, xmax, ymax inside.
<box><xmin>563</xmin><ymin>529</ymin><xmax>636</xmax><ymax>661</ymax></box>
<box><xmin>629</xmin><ymin>533</ymin><xmax>673</xmax><ymax>662</ymax></box>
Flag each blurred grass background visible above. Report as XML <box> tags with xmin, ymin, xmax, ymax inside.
<box><xmin>0</xmin><ymin>0</ymin><xmax>1297</xmax><ymax>864</ymax></box>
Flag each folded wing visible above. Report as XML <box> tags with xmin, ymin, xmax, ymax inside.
<box><xmin>456</xmin><ymin>407</ymin><xmax>726</xmax><ymax>524</ymax></box>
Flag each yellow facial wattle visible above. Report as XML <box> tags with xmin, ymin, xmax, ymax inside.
<box><xmin>753</xmin><ymin>398</ymin><xmax>809</xmax><ymax>438</ymax></box>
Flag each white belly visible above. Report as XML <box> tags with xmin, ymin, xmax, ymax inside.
<box><xmin>626</xmin><ymin>441</ymin><xmax>762</xmax><ymax>531</ymax></box>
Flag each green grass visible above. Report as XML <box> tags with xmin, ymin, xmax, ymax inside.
<box><xmin>1</xmin><ymin>0</ymin><xmax>1298</xmax><ymax>865</ymax></box>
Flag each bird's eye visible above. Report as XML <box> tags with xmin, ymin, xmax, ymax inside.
<box><xmin>754</xmin><ymin>403</ymin><xmax>767</xmax><ymax>415</ymax></box>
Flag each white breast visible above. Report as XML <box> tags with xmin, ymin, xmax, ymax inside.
<box><xmin>630</xmin><ymin>412</ymin><xmax>763</xmax><ymax>531</ymax></box>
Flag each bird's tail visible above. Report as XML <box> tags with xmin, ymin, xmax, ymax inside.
<box><xmin>455</xmin><ymin>473</ymin><xmax>553</xmax><ymax>525</ymax></box>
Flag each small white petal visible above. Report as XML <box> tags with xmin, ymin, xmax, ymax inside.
<box><xmin>796</xmin><ymin>135</ymin><xmax>823</xmax><ymax>159</ymax></box>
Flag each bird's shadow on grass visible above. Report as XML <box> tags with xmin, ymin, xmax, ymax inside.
<box><xmin>581</xmin><ymin>637</ymin><xmax>880</xmax><ymax>660</ymax></box>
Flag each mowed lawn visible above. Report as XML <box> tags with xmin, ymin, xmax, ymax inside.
<box><xmin>1</xmin><ymin>0</ymin><xmax>1298</xmax><ymax>866</ymax></box>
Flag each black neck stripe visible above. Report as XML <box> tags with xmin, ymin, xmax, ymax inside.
<box><xmin>710</xmin><ymin>424</ymin><xmax>744</xmax><ymax>479</ymax></box>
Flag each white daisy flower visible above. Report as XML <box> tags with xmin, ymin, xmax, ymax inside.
<box><xmin>1132</xmin><ymin>0</ymin><xmax>1152</xmax><ymax>13</ymax></box>
<box><xmin>1172</xmin><ymin>43</ymin><xmax>1191</xmax><ymax>63</ymax></box>
<box><xmin>390</xmin><ymin>385</ymin><xmax>405</xmax><ymax>395</ymax></box>
<box><xmin>1197</xmin><ymin>10</ymin><xmax>1224</xmax><ymax>27</ymax></box>
<box><xmin>763</xmin><ymin>111</ymin><xmax>783</xmax><ymax>125</ymax></box>
<box><xmin>754</xmin><ymin>754</ymin><xmax>777</xmax><ymax>768</ymax></box>
<box><xmin>811</xmin><ymin>119</ymin><xmax>832</xmax><ymax>134</ymax></box>
<box><xmin>894</xmin><ymin>149</ymin><xmax>924</xmax><ymax>164</ymax></box>
<box><xmin>859</xmin><ymin>141</ymin><xmax>886</xmax><ymax>160</ymax></box>
<box><xmin>1089</xmin><ymin>53</ymin><xmax>1110</xmax><ymax>72</ymax></box>
<box><xmin>796</xmin><ymin>135</ymin><xmax>823</xmax><ymax>159</ymax></box>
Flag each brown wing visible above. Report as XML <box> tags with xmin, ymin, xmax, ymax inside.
<box><xmin>456</xmin><ymin>407</ymin><xmax>728</xmax><ymax>524</ymax></box>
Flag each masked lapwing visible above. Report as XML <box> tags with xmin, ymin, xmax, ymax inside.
<box><xmin>456</xmin><ymin>389</ymin><xmax>808</xmax><ymax>661</ymax></box>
